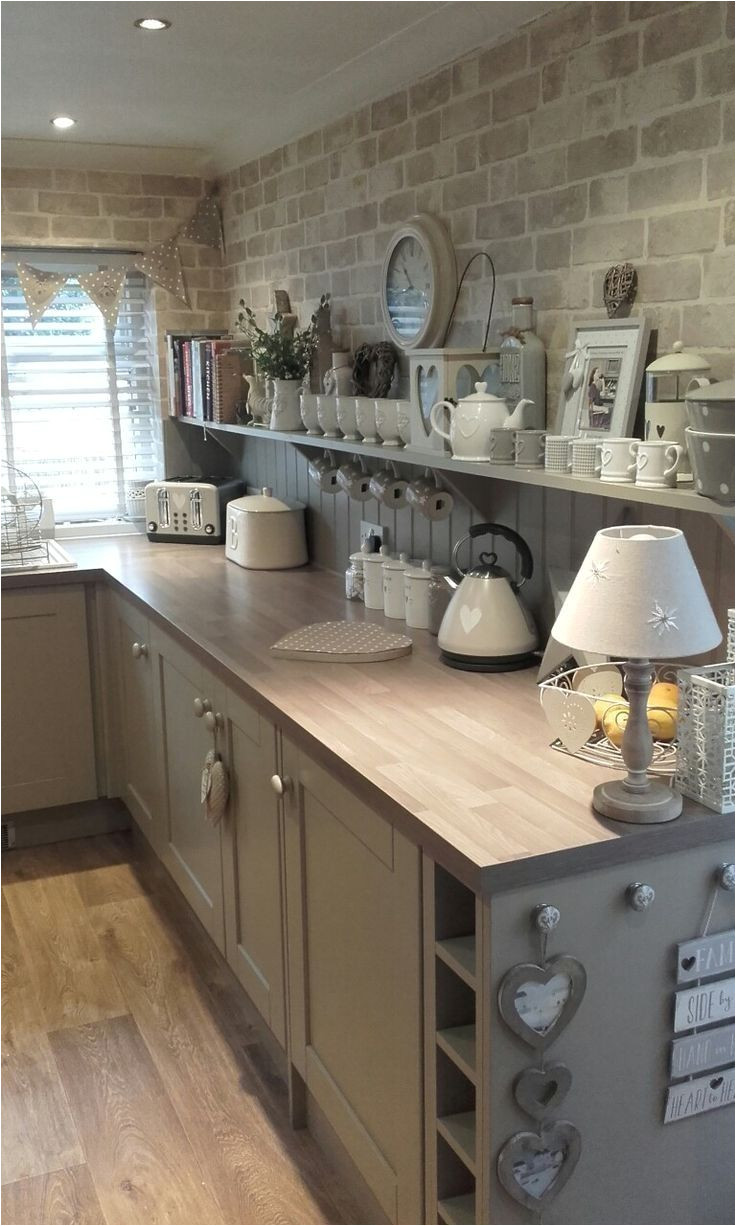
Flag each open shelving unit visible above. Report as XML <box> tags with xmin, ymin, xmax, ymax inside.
<box><xmin>175</xmin><ymin>415</ymin><xmax>734</xmax><ymax>524</ymax></box>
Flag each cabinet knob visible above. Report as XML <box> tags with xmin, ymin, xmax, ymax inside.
<box><xmin>132</xmin><ymin>641</ymin><xmax>148</xmax><ymax>659</ymax></box>
<box><xmin>204</xmin><ymin>710</ymin><xmax>224</xmax><ymax>732</ymax></box>
<box><xmin>193</xmin><ymin>697</ymin><xmax>212</xmax><ymax>718</ymax></box>
<box><xmin>270</xmin><ymin>773</ymin><xmax>292</xmax><ymax>796</ymax></box>
<box><xmin>627</xmin><ymin>882</ymin><xmax>655</xmax><ymax>911</ymax></box>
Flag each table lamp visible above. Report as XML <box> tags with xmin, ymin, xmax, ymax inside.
<box><xmin>552</xmin><ymin>525</ymin><xmax>722</xmax><ymax>823</ymax></box>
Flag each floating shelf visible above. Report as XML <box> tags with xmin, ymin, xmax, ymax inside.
<box><xmin>436</xmin><ymin>935</ymin><xmax>476</xmax><ymax>988</ymax></box>
<box><xmin>437</xmin><ymin>1024</ymin><xmax>477</xmax><ymax>1084</ymax></box>
<box><xmin>437</xmin><ymin>1112</ymin><xmax>477</xmax><ymax>1174</ymax></box>
<box><xmin>438</xmin><ymin>1193</ymin><xmax>476</xmax><ymax>1226</ymax></box>
<box><xmin>175</xmin><ymin>416</ymin><xmax>734</xmax><ymax>520</ymax></box>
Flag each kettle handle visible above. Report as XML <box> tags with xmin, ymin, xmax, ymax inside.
<box><xmin>452</xmin><ymin>522</ymin><xmax>534</xmax><ymax>588</ymax></box>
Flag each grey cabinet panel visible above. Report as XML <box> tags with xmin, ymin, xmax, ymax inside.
<box><xmin>110</xmin><ymin>594</ymin><xmax>162</xmax><ymax>846</ymax></box>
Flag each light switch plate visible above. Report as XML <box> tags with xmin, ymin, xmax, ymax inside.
<box><xmin>360</xmin><ymin>520</ymin><xmax>385</xmax><ymax>549</ymax></box>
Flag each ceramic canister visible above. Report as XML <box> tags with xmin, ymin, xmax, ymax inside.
<box><xmin>383</xmin><ymin>553</ymin><xmax>409</xmax><ymax>619</ymax></box>
<box><xmin>404</xmin><ymin>560</ymin><xmax>433</xmax><ymax>629</ymax></box>
<box><xmin>363</xmin><ymin>546</ymin><xmax>389</xmax><ymax>609</ymax></box>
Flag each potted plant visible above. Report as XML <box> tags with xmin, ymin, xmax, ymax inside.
<box><xmin>236</xmin><ymin>298</ymin><xmax>326</xmax><ymax>431</ymax></box>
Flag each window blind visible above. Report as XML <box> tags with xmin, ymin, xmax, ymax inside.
<box><xmin>1</xmin><ymin>267</ymin><xmax>158</xmax><ymax>521</ymax></box>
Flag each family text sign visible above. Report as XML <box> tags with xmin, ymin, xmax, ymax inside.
<box><xmin>673</xmin><ymin>977</ymin><xmax>734</xmax><ymax>1033</ymax></box>
<box><xmin>664</xmin><ymin>1067</ymin><xmax>735</xmax><ymax>1124</ymax></box>
<box><xmin>670</xmin><ymin>1024</ymin><xmax>735</xmax><ymax>1078</ymax></box>
<box><xmin>676</xmin><ymin>930</ymin><xmax>734</xmax><ymax>984</ymax></box>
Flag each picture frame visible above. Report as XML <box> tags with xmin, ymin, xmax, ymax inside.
<box><xmin>555</xmin><ymin>317</ymin><xmax>650</xmax><ymax>438</ymax></box>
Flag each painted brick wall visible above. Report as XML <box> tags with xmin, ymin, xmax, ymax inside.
<box><xmin>220</xmin><ymin>0</ymin><xmax>735</xmax><ymax>412</ymax></box>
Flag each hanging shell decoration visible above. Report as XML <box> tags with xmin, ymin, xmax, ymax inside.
<box><xmin>603</xmin><ymin>263</ymin><xmax>637</xmax><ymax>318</ymax></box>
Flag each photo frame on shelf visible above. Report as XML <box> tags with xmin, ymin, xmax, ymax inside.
<box><xmin>555</xmin><ymin>317</ymin><xmax>650</xmax><ymax>438</ymax></box>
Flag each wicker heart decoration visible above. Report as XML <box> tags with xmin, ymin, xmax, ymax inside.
<box><xmin>514</xmin><ymin>1063</ymin><xmax>573</xmax><ymax>1121</ymax></box>
<box><xmin>497</xmin><ymin>1121</ymin><xmax>581</xmax><ymax>1210</ymax></box>
<box><xmin>498</xmin><ymin>956</ymin><xmax>587</xmax><ymax>1050</ymax></box>
<box><xmin>540</xmin><ymin>686</ymin><xmax>596</xmax><ymax>753</ymax></box>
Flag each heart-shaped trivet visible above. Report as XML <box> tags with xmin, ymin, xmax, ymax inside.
<box><xmin>514</xmin><ymin>1063</ymin><xmax>573</xmax><ymax>1120</ymax></box>
<box><xmin>498</xmin><ymin>1120</ymin><xmax>581</xmax><ymax>1210</ymax></box>
<box><xmin>498</xmin><ymin>956</ymin><xmax>587</xmax><ymax>1050</ymax></box>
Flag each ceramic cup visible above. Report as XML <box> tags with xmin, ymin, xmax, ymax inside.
<box><xmin>337</xmin><ymin>458</ymin><xmax>372</xmax><ymax>501</ymax></box>
<box><xmin>514</xmin><ymin>429</ymin><xmax>547</xmax><ymax>468</ymax></box>
<box><xmin>300</xmin><ymin>391</ymin><xmax>322</xmax><ymax>436</ymax></box>
<box><xmin>375</xmin><ymin>399</ymin><xmax>405</xmax><ymax>447</ymax></box>
<box><xmin>307</xmin><ymin>450</ymin><xmax>340</xmax><ymax>493</ymax></box>
<box><xmin>336</xmin><ymin>395</ymin><xmax>360</xmax><ymax>441</ymax></box>
<box><xmin>406</xmin><ymin>471</ymin><xmax>454</xmax><ymax>520</ymax></box>
<box><xmin>397</xmin><ymin>400</ymin><xmax>413</xmax><ymax>446</ymax></box>
<box><xmin>633</xmin><ymin>439</ymin><xmax>684</xmax><ymax>489</ymax></box>
<box><xmin>355</xmin><ymin>396</ymin><xmax>379</xmax><ymax>443</ymax></box>
<box><xmin>544</xmin><ymin>435</ymin><xmax>575</xmax><ymax>474</ymax></box>
<box><xmin>571</xmin><ymin>437</ymin><xmax>602</xmax><ymax>478</ymax></box>
<box><xmin>316</xmin><ymin>394</ymin><xmax>339</xmax><ymax>438</ymax></box>
<box><xmin>369</xmin><ymin>464</ymin><xmax>409</xmax><ymax>509</ymax></box>
<box><xmin>488</xmin><ymin>428</ymin><xmax>515</xmax><ymax>465</ymax></box>
<box><xmin>599</xmin><ymin>437</ymin><xmax>639</xmax><ymax>483</ymax></box>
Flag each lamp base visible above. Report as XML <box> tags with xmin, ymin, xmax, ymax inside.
<box><xmin>593</xmin><ymin>778</ymin><xmax>683</xmax><ymax>824</ymax></box>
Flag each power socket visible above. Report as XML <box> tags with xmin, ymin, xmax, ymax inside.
<box><xmin>360</xmin><ymin>520</ymin><xmax>385</xmax><ymax>550</ymax></box>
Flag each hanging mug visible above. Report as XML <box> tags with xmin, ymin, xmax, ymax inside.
<box><xmin>308</xmin><ymin>450</ymin><xmax>340</xmax><ymax>493</ymax></box>
<box><xmin>406</xmin><ymin>469</ymin><xmax>454</xmax><ymax>520</ymax></box>
<box><xmin>369</xmin><ymin>463</ymin><xmax>409</xmax><ymax>509</ymax></box>
<box><xmin>337</xmin><ymin>457</ymin><xmax>372</xmax><ymax>500</ymax></box>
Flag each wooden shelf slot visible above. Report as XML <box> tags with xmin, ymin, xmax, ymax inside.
<box><xmin>436</xmin><ymin>1112</ymin><xmax>477</xmax><ymax>1175</ymax></box>
<box><xmin>437</xmin><ymin>1024</ymin><xmax>476</xmax><ymax>1084</ymax></box>
<box><xmin>438</xmin><ymin>1193</ymin><xmax>476</xmax><ymax>1225</ymax></box>
<box><xmin>436</xmin><ymin>935</ymin><xmax>476</xmax><ymax>988</ymax></box>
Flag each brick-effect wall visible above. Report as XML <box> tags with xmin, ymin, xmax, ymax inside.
<box><xmin>220</xmin><ymin>0</ymin><xmax>735</xmax><ymax>410</ymax></box>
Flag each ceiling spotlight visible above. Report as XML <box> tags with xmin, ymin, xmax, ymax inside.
<box><xmin>134</xmin><ymin>16</ymin><xmax>171</xmax><ymax>30</ymax></box>
<box><xmin>50</xmin><ymin>115</ymin><xmax>76</xmax><ymax>129</ymax></box>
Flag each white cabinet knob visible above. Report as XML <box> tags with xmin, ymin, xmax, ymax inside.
<box><xmin>270</xmin><ymin>773</ymin><xmax>291</xmax><ymax>796</ymax></box>
<box><xmin>193</xmin><ymin>697</ymin><xmax>212</xmax><ymax>718</ymax></box>
<box><xmin>204</xmin><ymin>711</ymin><xmax>223</xmax><ymax>732</ymax></box>
<box><xmin>132</xmin><ymin>641</ymin><xmax>148</xmax><ymax>659</ymax></box>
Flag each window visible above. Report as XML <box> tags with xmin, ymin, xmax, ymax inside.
<box><xmin>1</xmin><ymin>261</ymin><xmax>159</xmax><ymax>521</ymax></box>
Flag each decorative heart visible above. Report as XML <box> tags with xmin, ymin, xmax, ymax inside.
<box><xmin>498</xmin><ymin>956</ymin><xmax>587</xmax><ymax>1050</ymax></box>
<box><xmin>657</xmin><ymin>424</ymin><xmax>666</xmax><ymax>438</ymax></box>
<box><xmin>710</xmin><ymin>1075</ymin><xmax>724</xmax><ymax>1089</ymax></box>
<box><xmin>481</xmin><ymin>360</ymin><xmax>501</xmax><ymax>392</ymax></box>
<box><xmin>460</xmin><ymin>605</ymin><xmax>482</xmax><ymax>634</ymax></box>
<box><xmin>458</xmin><ymin>410</ymin><xmax>480</xmax><ymax>439</ymax></box>
<box><xmin>540</xmin><ymin>687</ymin><xmax>597</xmax><ymax>754</ymax></box>
<box><xmin>681</xmin><ymin>955</ymin><xmax>697</xmax><ymax>972</ymax></box>
<box><xmin>456</xmin><ymin>364</ymin><xmax>480</xmax><ymax>399</ymax></box>
<box><xmin>572</xmin><ymin>666</ymin><xmax>623</xmax><ymax>699</ymax></box>
<box><xmin>514</xmin><ymin>1064</ymin><xmax>573</xmax><ymax>1121</ymax></box>
<box><xmin>498</xmin><ymin>1121</ymin><xmax>581</xmax><ymax>1210</ymax></box>
<box><xmin>417</xmin><ymin>364</ymin><xmax>439</xmax><ymax>434</ymax></box>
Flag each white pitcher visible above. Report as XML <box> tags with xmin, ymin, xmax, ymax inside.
<box><xmin>430</xmin><ymin>382</ymin><xmax>533</xmax><ymax>461</ymax></box>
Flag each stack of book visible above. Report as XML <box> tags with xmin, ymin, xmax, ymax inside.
<box><xmin>166</xmin><ymin>333</ymin><xmax>253</xmax><ymax>424</ymax></box>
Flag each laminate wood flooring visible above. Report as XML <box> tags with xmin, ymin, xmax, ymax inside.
<box><xmin>1</xmin><ymin>832</ymin><xmax>361</xmax><ymax>1225</ymax></box>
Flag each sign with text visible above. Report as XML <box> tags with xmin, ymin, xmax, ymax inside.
<box><xmin>674</xmin><ymin>978</ymin><xmax>734</xmax><ymax>1033</ymax></box>
<box><xmin>676</xmin><ymin>930</ymin><xmax>735</xmax><ymax>985</ymax></box>
<box><xmin>664</xmin><ymin>1067</ymin><xmax>735</xmax><ymax>1124</ymax></box>
<box><xmin>670</xmin><ymin>1024</ymin><xmax>735</xmax><ymax>1078</ymax></box>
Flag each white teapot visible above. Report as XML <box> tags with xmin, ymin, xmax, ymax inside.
<box><xmin>430</xmin><ymin>382</ymin><xmax>534</xmax><ymax>461</ymax></box>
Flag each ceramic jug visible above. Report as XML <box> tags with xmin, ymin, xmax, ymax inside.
<box><xmin>430</xmin><ymin>383</ymin><xmax>534</xmax><ymax>461</ymax></box>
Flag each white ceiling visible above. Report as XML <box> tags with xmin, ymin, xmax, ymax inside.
<box><xmin>1</xmin><ymin>1</ymin><xmax>551</xmax><ymax>175</ymax></box>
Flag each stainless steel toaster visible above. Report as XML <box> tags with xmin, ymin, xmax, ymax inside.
<box><xmin>145</xmin><ymin>476</ymin><xmax>244</xmax><ymax>544</ymax></box>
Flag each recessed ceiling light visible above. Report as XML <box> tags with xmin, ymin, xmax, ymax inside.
<box><xmin>50</xmin><ymin>115</ymin><xmax>76</xmax><ymax>130</ymax></box>
<box><xmin>134</xmin><ymin>16</ymin><xmax>171</xmax><ymax>30</ymax></box>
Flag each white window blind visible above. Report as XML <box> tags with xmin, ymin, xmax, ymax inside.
<box><xmin>1</xmin><ymin>264</ymin><xmax>158</xmax><ymax>521</ymax></box>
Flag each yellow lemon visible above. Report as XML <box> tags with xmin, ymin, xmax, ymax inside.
<box><xmin>594</xmin><ymin>694</ymin><xmax>628</xmax><ymax>729</ymax></box>
<box><xmin>602</xmin><ymin>702</ymin><xmax>630</xmax><ymax>747</ymax></box>
<box><xmin>648</xmin><ymin>681</ymin><xmax>679</xmax><ymax>712</ymax></box>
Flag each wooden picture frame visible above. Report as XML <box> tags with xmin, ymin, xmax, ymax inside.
<box><xmin>555</xmin><ymin>317</ymin><xmax>650</xmax><ymax>438</ymax></box>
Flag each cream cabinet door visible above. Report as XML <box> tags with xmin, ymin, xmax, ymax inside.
<box><xmin>283</xmin><ymin>740</ymin><xmax>424</xmax><ymax>1225</ymax></box>
<box><xmin>218</xmin><ymin>684</ymin><xmax>286</xmax><ymax>1047</ymax></box>
<box><xmin>155</xmin><ymin>628</ymin><xmax>224</xmax><ymax>952</ymax></box>
<box><xmin>1</xmin><ymin>586</ymin><xmax>97</xmax><ymax>814</ymax></box>
<box><xmin>109</xmin><ymin>594</ymin><xmax>162</xmax><ymax>848</ymax></box>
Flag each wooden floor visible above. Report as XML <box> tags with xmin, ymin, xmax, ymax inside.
<box><xmin>1</xmin><ymin>832</ymin><xmax>361</xmax><ymax>1226</ymax></box>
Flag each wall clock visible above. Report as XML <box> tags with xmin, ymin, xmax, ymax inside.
<box><xmin>380</xmin><ymin>214</ymin><xmax>457</xmax><ymax>351</ymax></box>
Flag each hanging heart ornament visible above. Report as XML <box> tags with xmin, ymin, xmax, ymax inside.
<box><xmin>540</xmin><ymin>686</ymin><xmax>597</xmax><ymax>753</ymax></box>
<box><xmin>498</xmin><ymin>955</ymin><xmax>587</xmax><ymax>1049</ymax></box>
<box><xmin>497</xmin><ymin>1120</ymin><xmax>581</xmax><ymax>1210</ymax></box>
<box><xmin>514</xmin><ymin>1063</ymin><xmax>573</xmax><ymax>1120</ymax></box>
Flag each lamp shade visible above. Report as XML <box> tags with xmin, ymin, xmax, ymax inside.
<box><xmin>552</xmin><ymin>525</ymin><xmax>722</xmax><ymax>659</ymax></box>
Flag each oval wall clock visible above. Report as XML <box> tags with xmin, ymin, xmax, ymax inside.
<box><xmin>380</xmin><ymin>213</ymin><xmax>457</xmax><ymax>351</ymax></box>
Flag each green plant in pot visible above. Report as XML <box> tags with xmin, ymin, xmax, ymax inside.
<box><xmin>237</xmin><ymin>298</ymin><xmax>326</xmax><ymax>431</ymax></box>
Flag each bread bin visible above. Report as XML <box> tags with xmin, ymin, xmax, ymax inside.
<box><xmin>684</xmin><ymin>377</ymin><xmax>735</xmax><ymax>433</ymax></box>
<box><xmin>225</xmin><ymin>488</ymin><xmax>308</xmax><ymax>570</ymax></box>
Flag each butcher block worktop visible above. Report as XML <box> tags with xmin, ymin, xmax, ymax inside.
<box><xmin>4</xmin><ymin>535</ymin><xmax>730</xmax><ymax>891</ymax></box>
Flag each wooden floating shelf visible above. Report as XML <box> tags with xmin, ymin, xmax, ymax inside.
<box><xmin>435</xmin><ymin>935</ymin><xmax>476</xmax><ymax>988</ymax></box>
<box><xmin>437</xmin><ymin>1112</ymin><xmax>477</xmax><ymax>1174</ymax></box>
<box><xmin>436</xmin><ymin>1024</ymin><xmax>477</xmax><ymax>1083</ymax></box>
<box><xmin>175</xmin><ymin>416</ymin><xmax>734</xmax><ymax>520</ymax></box>
<box><xmin>438</xmin><ymin>1193</ymin><xmax>476</xmax><ymax>1226</ymax></box>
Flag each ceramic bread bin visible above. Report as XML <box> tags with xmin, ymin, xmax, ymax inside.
<box><xmin>225</xmin><ymin>488</ymin><xmax>308</xmax><ymax>569</ymax></box>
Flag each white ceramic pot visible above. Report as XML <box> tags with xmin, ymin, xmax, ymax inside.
<box><xmin>225</xmin><ymin>488</ymin><xmax>308</xmax><ymax>570</ymax></box>
<box><xmin>270</xmin><ymin>379</ymin><xmax>303</xmax><ymax>431</ymax></box>
<box><xmin>430</xmin><ymin>382</ymin><xmax>533</xmax><ymax>461</ymax></box>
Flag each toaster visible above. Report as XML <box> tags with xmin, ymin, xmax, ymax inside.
<box><xmin>145</xmin><ymin>476</ymin><xmax>244</xmax><ymax>544</ymax></box>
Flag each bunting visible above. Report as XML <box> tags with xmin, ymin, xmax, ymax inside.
<box><xmin>77</xmin><ymin>266</ymin><xmax>126</xmax><ymax>327</ymax></box>
<box><xmin>135</xmin><ymin>237</ymin><xmax>189</xmax><ymax>306</ymax></box>
<box><xmin>16</xmin><ymin>263</ymin><xmax>68</xmax><ymax>327</ymax></box>
<box><xmin>179</xmin><ymin>195</ymin><xmax>223</xmax><ymax>249</ymax></box>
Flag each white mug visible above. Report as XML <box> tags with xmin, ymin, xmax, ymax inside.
<box><xmin>599</xmin><ymin>437</ymin><xmax>639</xmax><ymax>482</ymax></box>
<box><xmin>406</xmin><ymin>471</ymin><xmax>454</xmax><ymax>520</ymax></box>
<box><xmin>355</xmin><ymin>396</ymin><xmax>379</xmax><ymax>443</ymax></box>
<box><xmin>633</xmin><ymin>439</ymin><xmax>684</xmax><ymax>489</ymax></box>
<box><xmin>488</xmin><ymin>428</ymin><xmax>515</xmax><ymax>465</ymax></box>
<box><xmin>369</xmin><ymin>465</ymin><xmax>409</xmax><ymax>509</ymax></box>
<box><xmin>337</xmin><ymin>458</ymin><xmax>372</xmax><ymax>500</ymax></box>
<box><xmin>316</xmin><ymin>395</ymin><xmax>339</xmax><ymax>438</ymax></box>
<box><xmin>544</xmin><ymin>435</ymin><xmax>575</xmax><ymax>473</ymax></box>
<box><xmin>375</xmin><ymin>399</ymin><xmax>406</xmax><ymax>447</ymax></box>
<box><xmin>300</xmin><ymin>391</ymin><xmax>322</xmax><ymax>436</ymax></box>
<box><xmin>307</xmin><ymin>450</ymin><xmax>340</xmax><ymax>493</ymax></box>
<box><xmin>514</xmin><ymin>429</ymin><xmax>547</xmax><ymax>468</ymax></box>
<box><xmin>336</xmin><ymin>395</ymin><xmax>360</xmax><ymax>441</ymax></box>
<box><xmin>571</xmin><ymin>437</ymin><xmax>602</xmax><ymax>478</ymax></box>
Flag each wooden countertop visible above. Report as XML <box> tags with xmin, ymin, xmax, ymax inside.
<box><xmin>4</xmin><ymin>536</ymin><xmax>731</xmax><ymax>892</ymax></box>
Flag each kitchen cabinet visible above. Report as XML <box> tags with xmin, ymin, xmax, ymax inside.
<box><xmin>218</xmin><ymin>683</ymin><xmax>287</xmax><ymax>1048</ymax></box>
<box><xmin>155</xmin><ymin>628</ymin><xmax>225</xmax><ymax>952</ymax></box>
<box><xmin>108</xmin><ymin>593</ymin><xmax>162</xmax><ymax>848</ymax></box>
<box><xmin>1</xmin><ymin>585</ymin><xmax>97</xmax><ymax>814</ymax></box>
<box><xmin>282</xmin><ymin>741</ymin><xmax>424</xmax><ymax>1225</ymax></box>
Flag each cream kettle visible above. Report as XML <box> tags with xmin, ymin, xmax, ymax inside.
<box><xmin>438</xmin><ymin>523</ymin><xmax>538</xmax><ymax>671</ymax></box>
<box><xmin>430</xmin><ymin>382</ymin><xmax>534</xmax><ymax>461</ymax></box>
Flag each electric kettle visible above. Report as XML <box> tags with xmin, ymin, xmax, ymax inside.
<box><xmin>438</xmin><ymin>523</ymin><xmax>538</xmax><ymax>671</ymax></box>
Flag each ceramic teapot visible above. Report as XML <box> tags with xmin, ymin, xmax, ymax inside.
<box><xmin>430</xmin><ymin>383</ymin><xmax>534</xmax><ymax>461</ymax></box>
